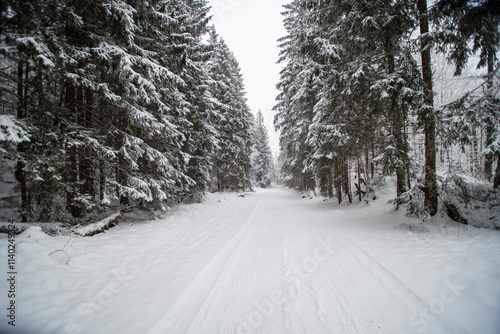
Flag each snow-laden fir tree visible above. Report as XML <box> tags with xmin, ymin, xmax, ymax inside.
<box><xmin>273</xmin><ymin>3</ymin><xmax>319</xmax><ymax>192</ymax></box>
<box><xmin>273</xmin><ymin>59</ymin><xmax>316</xmax><ymax>191</ymax></box>
<box><xmin>252</xmin><ymin>110</ymin><xmax>274</xmax><ymax>188</ymax></box>
<box><xmin>206</xmin><ymin>29</ymin><xmax>254</xmax><ymax>191</ymax></box>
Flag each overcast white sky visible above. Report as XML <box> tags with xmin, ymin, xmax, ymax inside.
<box><xmin>207</xmin><ymin>0</ymin><xmax>288</xmax><ymax>154</ymax></box>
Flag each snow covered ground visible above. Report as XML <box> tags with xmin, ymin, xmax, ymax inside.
<box><xmin>1</xmin><ymin>184</ymin><xmax>499</xmax><ymax>334</ymax></box>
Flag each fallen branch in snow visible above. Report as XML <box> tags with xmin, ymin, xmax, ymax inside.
<box><xmin>74</xmin><ymin>212</ymin><xmax>122</xmax><ymax>237</ymax></box>
<box><xmin>49</xmin><ymin>237</ymin><xmax>77</xmax><ymax>265</ymax></box>
<box><xmin>48</xmin><ymin>249</ymin><xmax>73</xmax><ymax>265</ymax></box>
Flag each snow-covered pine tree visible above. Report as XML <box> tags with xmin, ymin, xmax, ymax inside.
<box><xmin>354</xmin><ymin>0</ymin><xmax>422</xmax><ymax>199</ymax></box>
<box><xmin>417</xmin><ymin>0</ymin><xmax>439</xmax><ymax>216</ymax></box>
<box><xmin>100</xmin><ymin>0</ymin><xmax>206</xmax><ymax>211</ymax></box>
<box><xmin>274</xmin><ymin>2</ymin><xmax>319</xmax><ymax>192</ymax></box>
<box><xmin>206</xmin><ymin>30</ymin><xmax>253</xmax><ymax>191</ymax></box>
<box><xmin>273</xmin><ymin>60</ymin><xmax>316</xmax><ymax>192</ymax></box>
<box><xmin>252</xmin><ymin>110</ymin><xmax>274</xmax><ymax>188</ymax></box>
<box><xmin>147</xmin><ymin>0</ymin><xmax>217</xmax><ymax>198</ymax></box>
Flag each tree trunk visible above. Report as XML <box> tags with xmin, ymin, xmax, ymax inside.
<box><xmin>328</xmin><ymin>168</ymin><xmax>334</xmax><ymax>198</ymax></box>
<box><xmin>99</xmin><ymin>160</ymin><xmax>106</xmax><ymax>203</ymax></box>
<box><xmin>216</xmin><ymin>161</ymin><xmax>221</xmax><ymax>191</ymax></box>
<box><xmin>15</xmin><ymin>157</ymin><xmax>28</xmax><ymax>222</ymax></box>
<box><xmin>16</xmin><ymin>61</ymin><xmax>28</xmax><ymax>221</ymax></box>
<box><xmin>303</xmin><ymin>172</ymin><xmax>314</xmax><ymax>192</ymax></box>
<box><xmin>471</xmin><ymin>128</ymin><xmax>479</xmax><ymax>176</ymax></box>
<box><xmin>76</xmin><ymin>86</ymin><xmax>84</xmax><ymax>125</ymax></box>
<box><xmin>365</xmin><ymin>145</ymin><xmax>370</xmax><ymax>179</ymax></box>
<box><xmin>85</xmin><ymin>88</ymin><xmax>93</xmax><ymax>128</ymax></box>
<box><xmin>98</xmin><ymin>99</ymin><xmax>107</xmax><ymax>203</ymax></box>
<box><xmin>118</xmin><ymin>151</ymin><xmax>130</xmax><ymax>207</ymax></box>
<box><xmin>334</xmin><ymin>156</ymin><xmax>342</xmax><ymax>204</ymax></box>
<box><xmin>364</xmin><ymin>147</ymin><xmax>371</xmax><ymax>194</ymax></box>
<box><xmin>418</xmin><ymin>0</ymin><xmax>438</xmax><ymax>216</ymax></box>
<box><xmin>17</xmin><ymin>61</ymin><xmax>25</xmax><ymax>118</ymax></box>
<box><xmin>343</xmin><ymin>159</ymin><xmax>352</xmax><ymax>204</ymax></box>
<box><xmin>64</xmin><ymin>83</ymin><xmax>82</xmax><ymax>217</ymax></box>
<box><xmin>385</xmin><ymin>39</ymin><xmax>407</xmax><ymax>197</ymax></box>
<box><xmin>80</xmin><ymin>88</ymin><xmax>94</xmax><ymax>198</ymax></box>
<box><xmin>485</xmin><ymin>47</ymin><xmax>495</xmax><ymax>180</ymax></box>
<box><xmin>357</xmin><ymin>160</ymin><xmax>362</xmax><ymax>202</ymax></box>
<box><xmin>371</xmin><ymin>141</ymin><xmax>375</xmax><ymax>179</ymax></box>
<box><xmin>407</xmin><ymin>166</ymin><xmax>412</xmax><ymax>191</ymax></box>
<box><xmin>22</xmin><ymin>62</ymin><xmax>29</xmax><ymax>114</ymax></box>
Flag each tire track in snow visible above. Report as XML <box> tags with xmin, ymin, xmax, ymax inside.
<box><xmin>145</xmin><ymin>194</ymin><xmax>264</xmax><ymax>334</ymax></box>
<box><xmin>341</xmin><ymin>239</ymin><xmax>470</xmax><ymax>334</ymax></box>
<box><xmin>72</xmin><ymin>203</ymin><xmax>241</xmax><ymax>334</ymax></box>
<box><xmin>183</xmin><ymin>194</ymin><xmax>286</xmax><ymax>333</ymax></box>
<box><xmin>308</xmin><ymin>244</ymin><xmax>408</xmax><ymax>333</ymax></box>
<box><xmin>276</xmin><ymin>207</ymin><xmax>403</xmax><ymax>334</ymax></box>
<box><xmin>278</xmin><ymin>211</ymin><xmax>329</xmax><ymax>333</ymax></box>
<box><xmin>90</xmin><ymin>196</ymin><xmax>254</xmax><ymax>334</ymax></box>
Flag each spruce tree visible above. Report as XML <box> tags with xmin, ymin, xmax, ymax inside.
<box><xmin>253</xmin><ymin>110</ymin><xmax>274</xmax><ymax>188</ymax></box>
<box><xmin>206</xmin><ymin>30</ymin><xmax>254</xmax><ymax>191</ymax></box>
<box><xmin>418</xmin><ymin>0</ymin><xmax>438</xmax><ymax>216</ymax></box>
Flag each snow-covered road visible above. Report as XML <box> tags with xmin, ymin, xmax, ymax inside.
<box><xmin>1</xmin><ymin>186</ymin><xmax>500</xmax><ymax>334</ymax></box>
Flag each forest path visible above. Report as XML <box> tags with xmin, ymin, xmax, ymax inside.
<box><xmin>139</xmin><ymin>187</ymin><xmax>462</xmax><ymax>334</ymax></box>
<box><xmin>5</xmin><ymin>186</ymin><xmax>496</xmax><ymax>334</ymax></box>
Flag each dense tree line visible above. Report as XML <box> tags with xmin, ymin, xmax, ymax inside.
<box><xmin>274</xmin><ymin>0</ymin><xmax>499</xmax><ymax>216</ymax></box>
<box><xmin>0</xmin><ymin>0</ymin><xmax>255</xmax><ymax>222</ymax></box>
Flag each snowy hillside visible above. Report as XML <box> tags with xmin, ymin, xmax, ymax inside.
<box><xmin>1</xmin><ymin>185</ymin><xmax>499</xmax><ymax>334</ymax></box>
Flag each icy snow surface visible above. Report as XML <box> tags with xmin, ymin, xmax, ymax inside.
<box><xmin>1</xmin><ymin>186</ymin><xmax>499</xmax><ymax>334</ymax></box>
